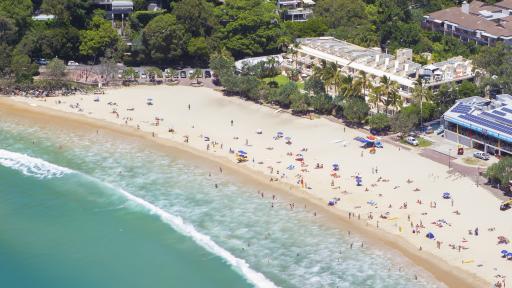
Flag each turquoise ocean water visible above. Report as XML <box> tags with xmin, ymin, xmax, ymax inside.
<box><xmin>0</xmin><ymin>116</ymin><xmax>445</xmax><ymax>288</ymax></box>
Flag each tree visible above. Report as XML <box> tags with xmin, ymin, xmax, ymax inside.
<box><xmin>96</xmin><ymin>55</ymin><xmax>118</xmax><ymax>82</ymax></box>
<box><xmin>304</xmin><ymin>75</ymin><xmax>325</xmax><ymax>96</ymax></box>
<box><xmin>146</xmin><ymin>66</ymin><xmax>163</xmax><ymax>81</ymax></box>
<box><xmin>46</xmin><ymin>58</ymin><xmax>66</xmax><ymax>79</ymax></box>
<box><xmin>271</xmin><ymin>82</ymin><xmax>297</xmax><ymax>108</ymax></box>
<box><xmin>79</xmin><ymin>15</ymin><xmax>122</xmax><ymax>62</ymax></box>
<box><xmin>209</xmin><ymin>49</ymin><xmax>236</xmax><ymax>85</ymax></box>
<box><xmin>485</xmin><ymin>157</ymin><xmax>512</xmax><ymax>186</ymax></box>
<box><xmin>342</xmin><ymin>97</ymin><xmax>369</xmax><ymax>124</ymax></box>
<box><xmin>379</xmin><ymin>76</ymin><xmax>399</xmax><ymax>114</ymax></box>
<box><xmin>282</xmin><ymin>18</ymin><xmax>328</xmax><ymax>40</ymax></box>
<box><xmin>189</xmin><ymin>68</ymin><xmax>203</xmax><ymax>84</ymax></box>
<box><xmin>172</xmin><ymin>0</ymin><xmax>217</xmax><ymax>37</ymax></box>
<box><xmin>0</xmin><ymin>0</ymin><xmax>33</xmax><ymax>35</ymax></box>
<box><xmin>17</xmin><ymin>25</ymin><xmax>80</xmax><ymax>61</ymax></box>
<box><xmin>122</xmin><ymin>67</ymin><xmax>137</xmax><ymax>80</ymax></box>
<box><xmin>374</xmin><ymin>0</ymin><xmax>412</xmax><ymax>47</ymax></box>
<box><xmin>368</xmin><ymin>113</ymin><xmax>391</xmax><ymax>131</ymax></box>
<box><xmin>458</xmin><ymin>80</ymin><xmax>479</xmax><ymax>98</ymax></box>
<box><xmin>412</xmin><ymin>78</ymin><xmax>426</xmax><ymax>127</ymax></box>
<box><xmin>142</xmin><ymin>14</ymin><xmax>188</xmax><ymax>64</ymax></box>
<box><xmin>187</xmin><ymin>37</ymin><xmax>210</xmax><ymax>67</ymax></box>
<box><xmin>310</xmin><ymin>92</ymin><xmax>333</xmax><ymax>114</ymax></box>
<box><xmin>473</xmin><ymin>44</ymin><xmax>512</xmax><ymax>93</ymax></box>
<box><xmin>368</xmin><ymin>85</ymin><xmax>383</xmax><ymax>113</ymax></box>
<box><xmin>391</xmin><ymin>106</ymin><xmax>419</xmax><ymax>137</ymax></box>
<box><xmin>0</xmin><ymin>15</ymin><xmax>17</xmax><ymax>45</ymax></box>
<box><xmin>290</xmin><ymin>92</ymin><xmax>309</xmax><ymax>114</ymax></box>
<box><xmin>313</xmin><ymin>0</ymin><xmax>368</xmax><ymax>30</ymax></box>
<box><xmin>214</xmin><ymin>0</ymin><xmax>281</xmax><ymax>58</ymax></box>
<box><xmin>10</xmin><ymin>53</ymin><xmax>38</xmax><ymax>84</ymax></box>
<box><xmin>41</xmin><ymin>0</ymin><xmax>91</xmax><ymax>28</ymax></box>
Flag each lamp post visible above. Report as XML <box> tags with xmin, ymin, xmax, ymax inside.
<box><xmin>448</xmin><ymin>148</ymin><xmax>452</xmax><ymax>169</ymax></box>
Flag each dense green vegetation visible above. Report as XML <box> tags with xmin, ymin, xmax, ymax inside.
<box><xmin>485</xmin><ymin>157</ymin><xmax>512</xmax><ymax>186</ymax></box>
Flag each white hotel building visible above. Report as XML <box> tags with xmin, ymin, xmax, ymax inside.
<box><xmin>288</xmin><ymin>37</ymin><xmax>475</xmax><ymax>108</ymax></box>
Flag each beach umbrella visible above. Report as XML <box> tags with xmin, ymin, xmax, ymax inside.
<box><xmin>284</xmin><ymin>136</ymin><xmax>291</xmax><ymax>141</ymax></box>
<box><xmin>426</xmin><ymin>232</ymin><xmax>435</xmax><ymax>239</ymax></box>
<box><xmin>277</xmin><ymin>132</ymin><xmax>284</xmax><ymax>136</ymax></box>
<box><xmin>238</xmin><ymin>150</ymin><xmax>247</xmax><ymax>155</ymax></box>
<box><xmin>508</xmin><ymin>252</ymin><xmax>512</xmax><ymax>258</ymax></box>
<box><xmin>501</xmin><ymin>250</ymin><xmax>508</xmax><ymax>255</ymax></box>
<box><xmin>442</xmin><ymin>192</ymin><xmax>451</xmax><ymax>199</ymax></box>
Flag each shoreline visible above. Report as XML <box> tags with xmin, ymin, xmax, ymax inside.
<box><xmin>0</xmin><ymin>95</ymin><xmax>490</xmax><ymax>288</ymax></box>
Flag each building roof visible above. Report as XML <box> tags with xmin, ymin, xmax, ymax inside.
<box><xmin>295</xmin><ymin>37</ymin><xmax>474</xmax><ymax>88</ymax></box>
<box><xmin>444</xmin><ymin>94</ymin><xmax>512</xmax><ymax>143</ymax></box>
<box><xmin>235</xmin><ymin>55</ymin><xmax>283</xmax><ymax>71</ymax></box>
<box><xmin>426</xmin><ymin>0</ymin><xmax>512</xmax><ymax>38</ymax></box>
<box><xmin>32</xmin><ymin>14</ymin><xmax>55</xmax><ymax>21</ymax></box>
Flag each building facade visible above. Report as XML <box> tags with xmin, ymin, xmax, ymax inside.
<box><xmin>443</xmin><ymin>95</ymin><xmax>512</xmax><ymax>156</ymax></box>
<box><xmin>286</xmin><ymin>37</ymin><xmax>474</xmax><ymax>109</ymax></box>
<box><xmin>277</xmin><ymin>0</ymin><xmax>314</xmax><ymax>22</ymax></box>
<box><xmin>422</xmin><ymin>1</ymin><xmax>512</xmax><ymax>46</ymax></box>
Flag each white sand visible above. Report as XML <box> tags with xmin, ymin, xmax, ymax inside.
<box><xmin>12</xmin><ymin>85</ymin><xmax>512</xmax><ymax>285</ymax></box>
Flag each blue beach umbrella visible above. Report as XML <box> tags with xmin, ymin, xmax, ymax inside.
<box><xmin>501</xmin><ymin>250</ymin><xmax>508</xmax><ymax>255</ymax></box>
<box><xmin>442</xmin><ymin>192</ymin><xmax>451</xmax><ymax>199</ymax></box>
<box><xmin>277</xmin><ymin>132</ymin><xmax>284</xmax><ymax>136</ymax></box>
<box><xmin>426</xmin><ymin>232</ymin><xmax>435</xmax><ymax>239</ymax></box>
<box><xmin>507</xmin><ymin>252</ymin><xmax>512</xmax><ymax>258</ymax></box>
<box><xmin>238</xmin><ymin>150</ymin><xmax>247</xmax><ymax>155</ymax></box>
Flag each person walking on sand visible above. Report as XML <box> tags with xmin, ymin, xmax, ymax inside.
<box><xmin>188</xmin><ymin>104</ymin><xmax>191</xmax><ymax>110</ymax></box>
<box><xmin>230</xmin><ymin>120</ymin><xmax>233</xmax><ymax>126</ymax></box>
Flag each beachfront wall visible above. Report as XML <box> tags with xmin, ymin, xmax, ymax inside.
<box><xmin>443</xmin><ymin>119</ymin><xmax>512</xmax><ymax>156</ymax></box>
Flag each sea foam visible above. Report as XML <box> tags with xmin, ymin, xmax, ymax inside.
<box><xmin>0</xmin><ymin>149</ymin><xmax>72</xmax><ymax>179</ymax></box>
<box><xmin>110</xmin><ymin>184</ymin><xmax>279</xmax><ymax>288</ymax></box>
<box><xmin>0</xmin><ymin>148</ymin><xmax>278</xmax><ymax>287</ymax></box>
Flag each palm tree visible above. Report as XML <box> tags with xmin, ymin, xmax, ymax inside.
<box><xmin>384</xmin><ymin>90</ymin><xmax>403</xmax><ymax>114</ymax></box>
<box><xmin>368</xmin><ymin>85</ymin><xmax>383</xmax><ymax>113</ymax></box>
<box><xmin>412</xmin><ymin>78</ymin><xmax>430</xmax><ymax>127</ymax></box>
<box><xmin>354</xmin><ymin>71</ymin><xmax>370</xmax><ymax>96</ymax></box>
<box><xmin>189</xmin><ymin>68</ymin><xmax>203</xmax><ymax>85</ymax></box>
<box><xmin>166</xmin><ymin>68</ymin><xmax>177</xmax><ymax>83</ymax></box>
<box><xmin>322</xmin><ymin>62</ymin><xmax>340</xmax><ymax>95</ymax></box>
<box><xmin>379</xmin><ymin>76</ymin><xmax>399</xmax><ymax>113</ymax></box>
<box><xmin>339</xmin><ymin>74</ymin><xmax>357</xmax><ymax>99</ymax></box>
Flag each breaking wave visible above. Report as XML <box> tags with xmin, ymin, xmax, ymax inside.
<box><xmin>0</xmin><ymin>149</ymin><xmax>72</xmax><ymax>179</ymax></box>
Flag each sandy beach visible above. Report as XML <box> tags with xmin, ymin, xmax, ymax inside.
<box><xmin>2</xmin><ymin>85</ymin><xmax>511</xmax><ymax>287</ymax></box>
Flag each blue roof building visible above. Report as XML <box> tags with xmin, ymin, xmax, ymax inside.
<box><xmin>443</xmin><ymin>94</ymin><xmax>512</xmax><ymax>156</ymax></box>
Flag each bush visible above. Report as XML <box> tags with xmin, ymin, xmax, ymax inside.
<box><xmin>485</xmin><ymin>157</ymin><xmax>512</xmax><ymax>186</ymax></box>
<box><xmin>342</xmin><ymin>97</ymin><xmax>369</xmax><ymax>124</ymax></box>
<box><xmin>129</xmin><ymin>10</ymin><xmax>165</xmax><ymax>31</ymax></box>
<box><xmin>368</xmin><ymin>113</ymin><xmax>390</xmax><ymax>131</ymax></box>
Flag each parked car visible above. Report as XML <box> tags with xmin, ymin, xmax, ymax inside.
<box><xmin>180</xmin><ymin>71</ymin><xmax>187</xmax><ymax>78</ymax></box>
<box><xmin>35</xmin><ymin>58</ymin><xmax>48</xmax><ymax>65</ymax></box>
<box><xmin>435</xmin><ymin>125</ymin><xmax>445</xmax><ymax>135</ymax></box>
<box><xmin>67</xmin><ymin>61</ymin><xmax>79</xmax><ymax>66</ymax></box>
<box><xmin>405</xmin><ymin>136</ymin><xmax>419</xmax><ymax>146</ymax></box>
<box><xmin>473</xmin><ymin>151</ymin><xmax>490</xmax><ymax>160</ymax></box>
<box><xmin>425</xmin><ymin>126</ymin><xmax>434</xmax><ymax>134</ymax></box>
<box><xmin>204</xmin><ymin>70</ymin><xmax>212</xmax><ymax>78</ymax></box>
